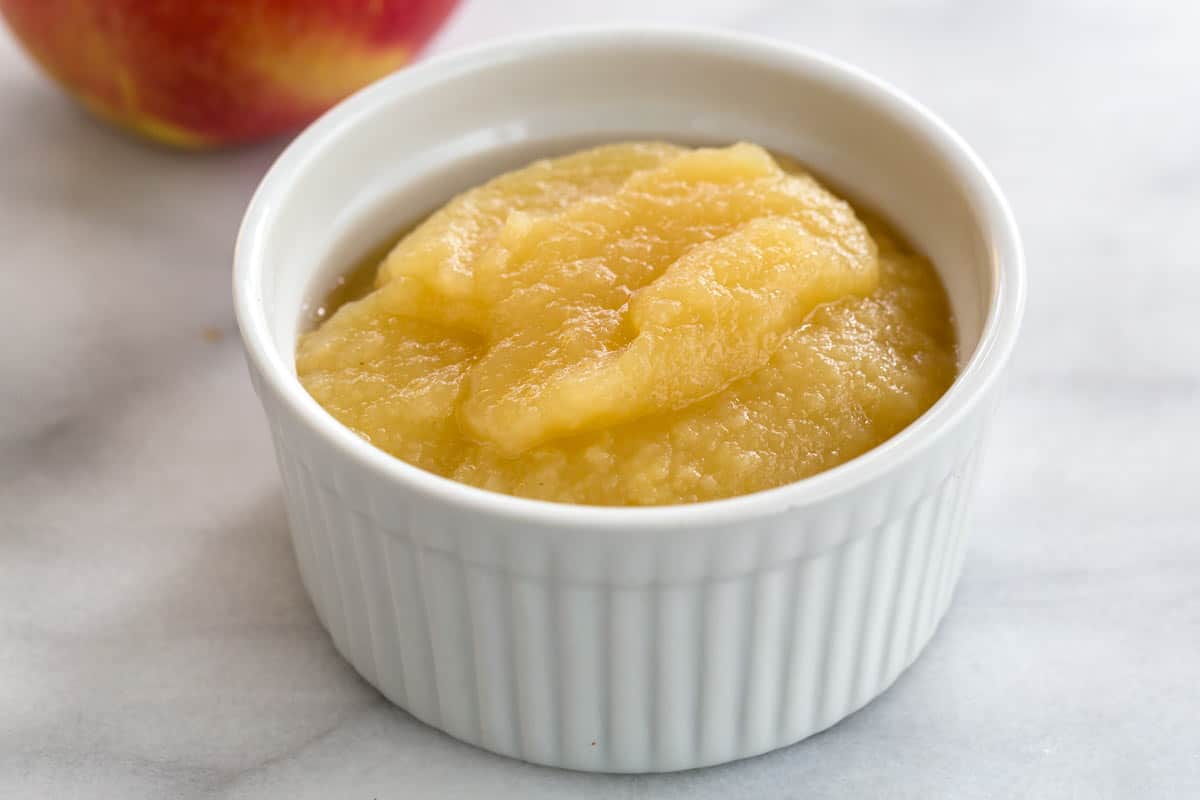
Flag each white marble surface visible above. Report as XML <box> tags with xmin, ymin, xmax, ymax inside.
<box><xmin>2</xmin><ymin>1</ymin><xmax>1198</xmax><ymax>797</ymax></box>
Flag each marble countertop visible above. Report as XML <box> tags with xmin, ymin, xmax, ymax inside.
<box><xmin>3</xmin><ymin>1</ymin><xmax>1198</xmax><ymax>797</ymax></box>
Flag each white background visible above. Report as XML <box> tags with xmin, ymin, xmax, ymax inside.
<box><xmin>2</xmin><ymin>1</ymin><xmax>1198</xmax><ymax>797</ymax></box>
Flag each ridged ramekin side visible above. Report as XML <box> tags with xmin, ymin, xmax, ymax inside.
<box><xmin>260</xmin><ymin>369</ymin><xmax>992</xmax><ymax>772</ymax></box>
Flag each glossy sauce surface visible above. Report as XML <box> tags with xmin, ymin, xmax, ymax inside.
<box><xmin>297</xmin><ymin>142</ymin><xmax>957</xmax><ymax>505</ymax></box>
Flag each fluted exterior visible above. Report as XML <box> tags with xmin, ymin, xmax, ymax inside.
<box><xmin>261</xmin><ymin>378</ymin><xmax>991</xmax><ymax>772</ymax></box>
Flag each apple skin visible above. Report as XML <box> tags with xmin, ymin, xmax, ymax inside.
<box><xmin>0</xmin><ymin>0</ymin><xmax>459</xmax><ymax>147</ymax></box>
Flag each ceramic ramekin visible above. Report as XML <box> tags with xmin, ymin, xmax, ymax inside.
<box><xmin>233</xmin><ymin>27</ymin><xmax>1024</xmax><ymax>773</ymax></box>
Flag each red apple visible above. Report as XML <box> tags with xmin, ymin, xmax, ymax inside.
<box><xmin>0</xmin><ymin>0</ymin><xmax>459</xmax><ymax>147</ymax></box>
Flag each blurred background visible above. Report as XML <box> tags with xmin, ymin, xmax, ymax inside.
<box><xmin>1</xmin><ymin>1</ymin><xmax>1197</xmax><ymax>798</ymax></box>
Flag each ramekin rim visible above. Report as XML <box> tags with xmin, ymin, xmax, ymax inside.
<box><xmin>233</xmin><ymin>25</ymin><xmax>1026</xmax><ymax>530</ymax></box>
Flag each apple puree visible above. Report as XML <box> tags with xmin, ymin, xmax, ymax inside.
<box><xmin>297</xmin><ymin>142</ymin><xmax>957</xmax><ymax>505</ymax></box>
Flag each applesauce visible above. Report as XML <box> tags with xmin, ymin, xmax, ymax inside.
<box><xmin>297</xmin><ymin>142</ymin><xmax>957</xmax><ymax>505</ymax></box>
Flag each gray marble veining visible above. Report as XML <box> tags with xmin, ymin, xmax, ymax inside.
<box><xmin>2</xmin><ymin>1</ymin><xmax>1197</xmax><ymax>797</ymax></box>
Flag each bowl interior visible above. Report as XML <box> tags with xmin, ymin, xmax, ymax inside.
<box><xmin>251</xmin><ymin>32</ymin><xmax>997</xmax><ymax>381</ymax></box>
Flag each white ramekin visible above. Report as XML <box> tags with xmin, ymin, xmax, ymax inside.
<box><xmin>233</xmin><ymin>28</ymin><xmax>1024</xmax><ymax>773</ymax></box>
